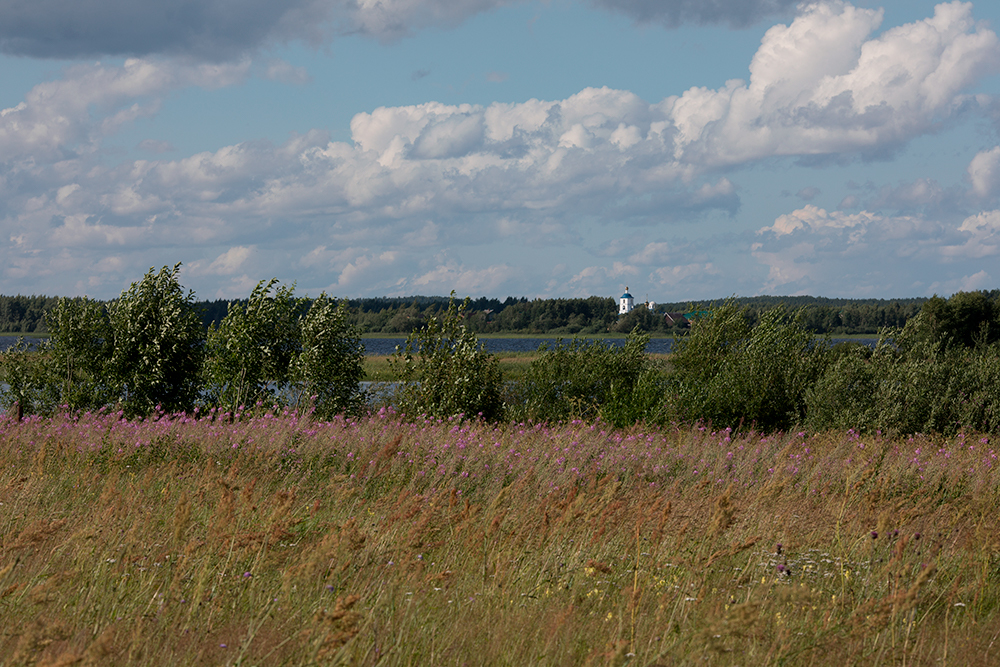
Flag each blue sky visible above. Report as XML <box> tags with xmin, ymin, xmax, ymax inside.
<box><xmin>2</xmin><ymin>0</ymin><xmax>1000</xmax><ymax>302</ymax></box>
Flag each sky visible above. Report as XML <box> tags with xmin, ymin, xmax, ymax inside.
<box><xmin>2</xmin><ymin>0</ymin><xmax>1000</xmax><ymax>302</ymax></box>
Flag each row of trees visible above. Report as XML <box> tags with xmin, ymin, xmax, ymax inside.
<box><xmin>4</xmin><ymin>291</ymin><xmax>951</xmax><ymax>336</ymax></box>
<box><xmin>343</xmin><ymin>294</ymin><xmax>935</xmax><ymax>335</ymax></box>
<box><xmin>386</xmin><ymin>290</ymin><xmax>1000</xmax><ymax>435</ymax></box>
<box><xmin>4</xmin><ymin>265</ymin><xmax>1000</xmax><ymax>435</ymax></box>
<box><xmin>0</xmin><ymin>295</ymin><xmax>60</xmax><ymax>333</ymax></box>
<box><xmin>662</xmin><ymin>290</ymin><xmax>1000</xmax><ymax>434</ymax></box>
<box><xmin>1</xmin><ymin>266</ymin><xmax>364</xmax><ymax>419</ymax></box>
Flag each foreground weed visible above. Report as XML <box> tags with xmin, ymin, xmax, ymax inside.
<box><xmin>1</xmin><ymin>412</ymin><xmax>999</xmax><ymax>664</ymax></box>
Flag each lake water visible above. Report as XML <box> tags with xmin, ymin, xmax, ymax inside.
<box><xmin>0</xmin><ymin>335</ymin><xmax>45</xmax><ymax>352</ymax></box>
<box><xmin>1</xmin><ymin>335</ymin><xmax>877</xmax><ymax>356</ymax></box>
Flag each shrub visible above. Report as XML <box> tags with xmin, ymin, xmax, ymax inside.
<box><xmin>954</xmin><ymin>347</ymin><xmax>1000</xmax><ymax>433</ymax></box>
<box><xmin>0</xmin><ymin>338</ymin><xmax>59</xmax><ymax>416</ymax></box>
<box><xmin>390</xmin><ymin>295</ymin><xmax>504</xmax><ymax>421</ymax></box>
<box><xmin>46</xmin><ymin>296</ymin><xmax>114</xmax><ymax>411</ymax></box>
<box><xmin>804</xmin><ymin>340</ymin><xmax>884</xmax><ymax>432</ymax></box>
<box><xmin>107</xmin><ymin>263</ymin><xmax>204</xmax><ymax>416</ymax></box>
<box><xmin>203</xmin><ymin>279</ymin><xmax>305</xmax><ymax>411</ymax></box>
<box><xmin>507</xmin><ymin>327</ymin><xmax>667</xmax><ymax>427</ymax></box>
<box><xmin>806</xmin><ymin>328</ymin><xmax>1000</xmax><ymax>436</ymax></box>
<box><xmin>666</xmin><ymin>302</ymin><xmax>826</xmax><ymax>431</ymax></box>
<box><xmin>292</xmin><ymin>294</ymin><xmax>366</xmax><ymax>419</ymax></box>
<box><xmin>903</xmin><ymin>291</ymin><xmax>1000</xmax><ymax>352</ymax></box>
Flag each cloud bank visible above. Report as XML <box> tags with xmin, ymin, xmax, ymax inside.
<box><xmin>0</xmin><ymin>0</ymin><xmax>840</xmax><ymax>60</ymax></box>
<box><xmin>592</xmin><ymin>0</ymin><xmax>798</xmax><ymax>29</ymax></box>
<box><xmin>1</xmin><ymin>2</ymin><xmax>998</xmax><ymax>298</ymax></box>
<box><xmin>751</xmin><ymin>201</ymin><xmax>1000</xmax><ymax>296</ymax></box>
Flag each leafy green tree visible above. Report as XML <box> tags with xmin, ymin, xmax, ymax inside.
<box><xmin>666</xmin><ymin>302</ymin><xmax>825</xmax><ymax>431</ymax></box>
<box><xmin>203</xmin><ymin>279</ymin><xmax>304</xmax><ymax>411</ymax></box>
<box><xmin>612</xmin><ymin>305</ymin><xmax>664</xmax><ymax>334</ymax></box>
<box><xmin>0</xmin><ymin>338</ymin><xmax>59</xmax><ymax>417</ymax></box>
<box><xmin>903</xmin><ymin>291</ymin><xmax>1000</xmax><ymax>352</ymax></box>
<box><xmin>390</xmin><ymin>294</ymin><xmax>504</xmax><ymax>421</ymax></box>
<box><xmin>46</xmin><ymin>296</ymin><xmax>114</xmax><ymax>411</ymax></box>
<box><xmin>107</xmin><ymin>263</ymin><xmax>204</xmax><ymax>416</ymax></box>
<box><xmin>292</xmin><ymin>294</ymin><xmax>366</xmax><ymax>419</ymax></box>
<box><xmin>508</xmin><ymin>328</ymin><xmax>665</xmax><ymax>427</ymax></box>
<box><xmin>804</xmin><ymin>342</ymin><xmax>882</xmax><ymax>432</ymax></box>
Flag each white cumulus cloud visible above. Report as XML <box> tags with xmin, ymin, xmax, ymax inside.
<box><xmin>969</xmin><ymin>146</ymin><xmax>1000</xmax><ymax>198</ymax></box>
<box><xmin>1</xmin><ymin>3</ymin><xmax>998</xmax><ymax>299</ymax></box>
<box><xmin>668</xmin><ymin>1</ymin><xmax>1000</xmax><ymax>166</ymax></box>
<box><xmin>752</xmin><ymin>203</ymin><xmax>1000</xmax><ymax>295</ymax></box>
<box><xmin>0</xmin><ymin>58</ymin><xmax>249</xmax><ymax>164</ymax></box>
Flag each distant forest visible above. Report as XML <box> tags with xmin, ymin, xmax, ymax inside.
<box><xmin>4</xmin><ymin>291</ymin><xmax>989</xmax><ymax>336</ymax></box>
<box><xmin>0</xmin><ymin>295</ymin><xmax>61</xmax><ymax>334</ymax></box>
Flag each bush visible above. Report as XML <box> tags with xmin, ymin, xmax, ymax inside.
<box><xmin>390</xmin><ymin>295</ymin><xmax>504</xmax><ymax>421</ymax></box>
<box><xmin>953</xmin><ymin>348</ymin><xmax>1000</xmax><ymax>433</ymax></box>
<box><xmin>804</xmin><ymin>341</ymin><xmax>884</xmax><ymax>432</ymax></box>
<box><xmin>292</xmin><ymin>294</ymin><xmax>366</xmax><ymax>419</ymax></box>
<box><xmin>107</xmin><ymin>264</ymin><xmax>204</xmax><ymax>416</ymax></box>
<box><xmin>805</xmin><ymin>326</ymin><xmax>1000</xmax><ymax>436</ymax></box>
<box><xmin>203</xmin><ymin>279</ymin><xmax>305</xmax><ymax>411</ymax></box>
<box><xmin>666</xmin><ymin>302</ymin><xmax>826</xmax><ymax>431</ymax></box>
<box><xmin>507</xmin><ymin>327</ymin><xmax>667</xmax><ymax>427</ymax></box>
<box><xmin>903</xmin><ymin>291</ymin><xmax>1000</xmax><ymax>352</ymax></box>
<box><xmin>46</xmin><ymin>296</ymin><xmax>114</xmax><ymax>411</ymax></box>
<box><xmin>0</xmin><ymin>338</ymin><xmax>59</xmax><ymax>417</ymax></box>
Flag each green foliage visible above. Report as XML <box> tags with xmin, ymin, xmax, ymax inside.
<box><xmin>658</xmin><ymin>295</ymin><xmax>931</xmax><ymax>335</ymax></box>
<box><xmin>292</xmin><ymin>294</ymin><xmax>366</xmax><ymax>419</ymax></box>
<box><xmin>601</xmin><ymin>365</ymin><xmax>670</xmax><ymax>429</ymax></box>
<box><xmin>46</xmin><ymin>296</ymin><xmax>114</xmax><ymax>411</ymax></box>
<box><xmin>390</xmin><ymin>294</ymin><xmax>504</xmax><ymax>421</ymax></box>
<box><xmin>806</xmin><ymin>326</ymin><xmax>1000</xmax><ymax>436</ymax></box>
<box><xmin>204</xmin><ymin>281</ymin><xmax>366</xmax><ymax>418</ymax></box>
<box><xmin>507</xmin><ymin>327</ymin><xmax>667</xmax><ymax>427</ymax></box>
<box><xmin>0</xmin><ymin>290</ymin><xmax>978</xmax><ymax>337</ymax></box>
<box><xmin>804</xmin><ymin>340</ymin><xmax>884</xmax><ymax>432</ymax></box>
<box><xmin>345</xmin><ymin>295</ymin><xmax>618</xmax><ymax>335</ymax></box>
<box><xmin>611</xmin><ymin>305</ymin><xmax>666</xmax><ymax>334</ymax></box>
<box><xmin>0</xmin><ymin>294</ymin><xmax>60</xmax><ymax>333</ymax></box>
<box><xmin>0</xmin><ymin>338</ymin><xmax>59</xmax><ymax>416</ymax></box>
<box><xmin>107</xmin><ymin>263</ymin><xmax>204</xmax><ymax>416</ymax></box>
<box><xmin>666</xmin><ymin>302</ymin><xmax>826</xmax><ymax>431</ymax></box>
<box><xmin>1</xmin><ymin>297</ymin><xmax>114</xmax><ymax>416</ymax></box>
<box><xmin>901</xmin><ymin>291</ymin><xmax>1000</xmax><ymax>353</ymax></box>
<box><xmin>203</xmin><ymin>279</ymin><xmax>305</xmax><ymax>410</ymax></box>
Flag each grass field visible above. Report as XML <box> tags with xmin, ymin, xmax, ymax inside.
<box><xmin>1</xmin><ymin>410</ymin><xmax>998</xmax><ymax>665</ymax></box>
<box><xmin>365</xmin><ymin>353</ymin><xmax>673</xmax><ymax>383</ymax></box>
<box><xmin>364</xmin><ymin>352</ymin><xmax>542</xmax><ymax>383</ymax></box>
<box><xmin>365</xmin><ymin>353</ymin><xmax>541</xmax><ymax>383</ymax></box>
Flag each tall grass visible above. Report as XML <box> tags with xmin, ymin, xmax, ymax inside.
<box><xmin>2</xmin><ymin>410</ymin><xmax>999</xmax><ymax>665</ymax></box>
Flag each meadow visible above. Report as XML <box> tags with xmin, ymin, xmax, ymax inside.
<box><xmin>363</xmin><ymin>352</ymin><xmax>674</xmax><ymax>383</ymax></box>
<box><xmin>2</xmin><ymin>409</ymin><xmax>998</xmax><ymax>666</ymax></box>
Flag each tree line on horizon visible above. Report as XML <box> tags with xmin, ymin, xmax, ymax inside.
<box><xmin>4</xmin><ymin>289</ymin><xmax>995</xmax><ymax>337</ymax></box>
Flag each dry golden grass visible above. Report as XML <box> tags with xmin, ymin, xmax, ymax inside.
<box><xmin>366</xmin><ymin>352</ymin><xmax>541</xmax><ymax>382</ymax></box>
<box><xmin>1</xmin><ymin>412</ymin><xmax>999</xmax><ymax>665</ymax></box>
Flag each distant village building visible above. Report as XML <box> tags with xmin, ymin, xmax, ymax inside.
<box><xmin>664</xmin><ymin>312</ymin><xmax>690</xmax><ymax>327</ymax></box>
<box><xmin>619</xmin><ymin>287</ymin><xmax>634</xmax><ymax>315</ymax></box>
<box><xmin>619</xmin><ymin>286</ymin><xmax>694</xmax><ymax>327</ymax></box>
<box><xmin>619</xmin><ymin>287</ymin><xmax>657</xmax><ymax>315</ymax></box>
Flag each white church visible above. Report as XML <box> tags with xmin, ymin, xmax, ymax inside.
<box><xmin>619</xmin><ymin>287</ymin><xmax>655</xmax><ymax>315</ymax></box>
